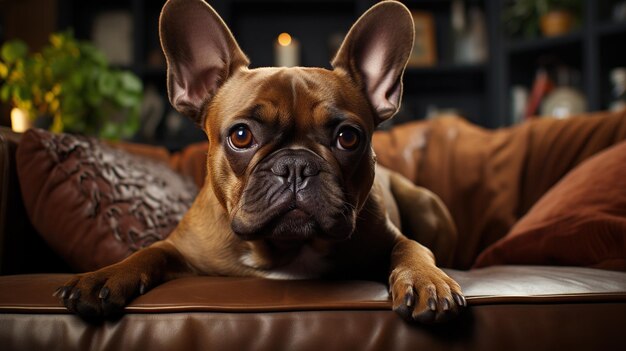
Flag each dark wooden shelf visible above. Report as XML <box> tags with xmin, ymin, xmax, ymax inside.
<box><xmin>140</xmin><ymin>67</ymin><xmax>166</xmax><ymax>78</ymax></box>
<box><xmin>406</xmin><ymin>63</ymin><xmax>486</xmax><ymax>75</ymax></box>
<box><xmin>401</xmin><ymin>0</ymin><xmax>453</xmax><ymax>6</ymax></box>
<box><xmin>595</xmin><ymin>21</ymin><xmax>626</xmax><ymax>37</ymax></box>
<box><xmin>231</xmin><ymin>0</ymin><xmax>354</xmax><ymax>14</ymax></box>
<box><xmin>506</xmin><ymin>31</ymin><xmax>583</xmax><ymax>54</ymax></box>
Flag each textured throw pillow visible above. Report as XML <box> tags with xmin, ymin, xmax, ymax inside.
<box><xmin>474</xmin><ymin>141</ymin><xmax>626</xmax><ymax>271</ymax></box>
<box><xmin>16</xmin><ymin>129</ymin><xmax>198</xmax><ymax>272</ymax></box>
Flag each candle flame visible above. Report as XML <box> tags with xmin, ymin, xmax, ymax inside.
<box><xmin>278</xmin><ymin>33</ymin><xmax>292</xmax><ymax>46</ymax></box>
<box><xmin>11</xmin><ymin>108</ymin><xmax>30</xmax><ymax>133</ymax></box>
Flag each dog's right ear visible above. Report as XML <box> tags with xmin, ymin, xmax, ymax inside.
<box><xmin>160</xmin><ymin>0</ymin><xmax>249</xmax><ymax>125</ymax></box>
<box><xmin>332</xmin><ymin>1</ymin><xmax>414</xmax><ymax>125</ymax></box>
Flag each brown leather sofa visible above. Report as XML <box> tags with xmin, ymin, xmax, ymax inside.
<box><xmin>1</xmin><ymin>112</ymin><xmax>626</xmax><ymax>351</ymax></box>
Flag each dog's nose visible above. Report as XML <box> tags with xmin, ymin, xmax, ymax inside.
<box><xmin>271</xmin><ymin>152</ymin><xmax>320</xmax><ymax>189</ymax></box>
<box><xmin>271</xmin><ymin>157</ymin><xmax>320</xmax><ymax>178</ymax></box>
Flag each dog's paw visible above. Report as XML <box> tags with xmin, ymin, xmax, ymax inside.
<box><xmin>54</xmin><ymin>267</ymin><xmax>152</xmax><ymax>319</ymax></box>
<box><xmin>389</xmin><ymin>267</ymin><xmax>466</xmax><ymax>324</ymax></box>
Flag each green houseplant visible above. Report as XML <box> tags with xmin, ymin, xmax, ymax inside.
<box><xmin>503</xmin><ymin>0</ymin><xmax>582</xmax><ymax>39</ymax></box>
<box><xmin>0</xmin><ymin>31</ymin><xmax>142</xmax><ymax>140</ymax></box>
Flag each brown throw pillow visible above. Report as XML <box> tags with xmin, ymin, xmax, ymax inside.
<box><xmin>16</xmin><ymin>129</ymin><xmax>198</xmax><ymax>272</ymax></box>
<box><xmin>474</xmin><ymin>141</ymin><xmax>626</xmax><ymax>271</ymax></box>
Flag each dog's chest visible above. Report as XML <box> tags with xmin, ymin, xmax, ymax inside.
<box><xmin>240</xmin><ymin>244</ymin><xmax>331</xmax><ymax>280</ymax></box>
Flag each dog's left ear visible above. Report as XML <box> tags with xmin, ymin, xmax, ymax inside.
<box><xmin>332</xmin><ymin>1</ymin><xmax>414</xmax><ymax>124</ymax></box>
<box><xmin>160</xmin><ymin>0</ymin><xmax>249</xmax><ymax>124</ymax></box>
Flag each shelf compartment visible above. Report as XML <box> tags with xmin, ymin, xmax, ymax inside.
<box><xmin>595</xmin><ymin>21</ymin><xmax>626</xmax><ymax>37</ymax></box>
<box><xmin>404</xmin><ymin>63</ymin><xmax>486</xmax><ymax>91</ymax></box>
<box><xmin>506</xmin><ymin>31</ymin><xmax>583</xmax><ymax>54</ymax></box>
<box><xmin>406</xmin><ymin>63</ymin><xmax>486</xmax><ymax>75</ymax></box>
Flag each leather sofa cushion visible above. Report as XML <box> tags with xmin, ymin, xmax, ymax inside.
<box><xmin>15</xmin><ymin>129</ymin><xmax>198</xmax><ymax>272</ymax></box>
<box><xmin>474</xmin><ymin>141</ymin><xmax>626</xmax><ymax>271</ymax></box>
<box><xmin>373</xmin><ymin>111</ymin><xmax>626</xmax><ymax>269</ymax></box>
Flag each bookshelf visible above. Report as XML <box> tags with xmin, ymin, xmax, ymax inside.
<box><xmin>496</xmin><ymin>0</ymin><xmax>626</xmax><ymax>124</ymax></box>
<box><xmin>55</xmin><ymin>0</ymin><xmax>626</xmax><ymax>149</ymax></box>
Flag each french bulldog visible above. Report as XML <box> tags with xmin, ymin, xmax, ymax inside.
<box><xmin>56</xmin><ymin>0</ymin><xmax>464</xmax><ymax>323</ymax></box>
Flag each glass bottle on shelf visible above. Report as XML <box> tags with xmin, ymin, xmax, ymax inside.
<box><xmin>452</xmin><ymin>0</ymin><xmax>488</xmax><ymax>65</ymax></box>
<box><xmin>609</xmin><ymin>68</ymin><xmax>626</xmax><ymax>112</ymax></box>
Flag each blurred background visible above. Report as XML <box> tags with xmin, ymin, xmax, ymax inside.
<box><xmin>1</xmin><ymin>0</ymin><xmax>625</xmax><ymax>150</ymax></box>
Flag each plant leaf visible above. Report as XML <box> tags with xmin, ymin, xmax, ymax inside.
<box><xmin>0</xmin><ymin>62</ymin><xmax>8</xmax><ymax>78</ymax></box>
<box><xmin>118</xmin><ymin>71</ymin><xmax>143</xmax><ymax>92</ymax></box>
<box><xmin>1</xmin><ymin>41</ymin><xmax>28</xmax><ymax>64</ymax></box>
<box><xmin>98</xmin><ymin>72</ymin><xmax>117</xmax><ymax>96</ymax></box>
<box><xmin>0</xmin><ymin>85</ymin><xmax>11</xmax><ymax>102</ymax></box>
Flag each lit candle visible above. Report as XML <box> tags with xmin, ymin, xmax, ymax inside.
<box><xmin>274</xmin><ymin>32</ymin><xmax>300</xmax><ymax>67</ymax></box>
<box><xmin>10</xmin><ymin>108</ymin><xmax>31</xmax><ymax>133</ymax></box>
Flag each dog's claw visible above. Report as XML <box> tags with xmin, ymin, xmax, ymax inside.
<box><xmin>404</xmin><ymin>291</ymin><xmax>414</xmax><ymax>307</ymax></box>
<box><xmin>98</xmin><ymin>287</ymin><xmax>110</xmax><ymax>300</ymax></box>
<box><xmin>68</xmin><ymin>289</ymin><xmax>81</xmax><ymax>300</ymax></box>
<box><xmin>453</xmin><ymin>293</ymin><xmax>466</xmax><ymax>307</ymax></box>
<box><xmin>58</xmin><ymin>286</ymin><xmax>70</xmax><ymax>299</ymax></box>
<box><xmin>442</xmin><ymin>298</ymin><xmax>450</xmax><ymax>311</ymax></box>
<box><xmin>427</xmin><ymin>297</ymin><xmax>437</xmax><ymax>311</ymax></box>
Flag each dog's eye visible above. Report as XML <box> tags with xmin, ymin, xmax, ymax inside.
<box><xmin>336</xmin><ymin>127</ymin><xmax>360</xmax><ymax>151</ymax></box>
<box><xmin>229</xmin><ymin>125</ymin><xmax>255</xmax><ymax>149</ymax></box>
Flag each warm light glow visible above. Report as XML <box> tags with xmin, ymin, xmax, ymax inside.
<box><xmin>278</xmin><ymin>33</ymin><xmax>292</xmax><ymax>46</ymax></box>
<box><xmin>11</xmin><ymin>108</ymin><xmax>30</xmax><ymax>133</ymax></box>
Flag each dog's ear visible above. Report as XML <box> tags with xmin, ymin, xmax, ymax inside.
<box><xmin>332</xmin><ymin>1</ymin><xmax>414</xmax><ymax>124</ymax></box>
<box><xmin>160</xmin><ymin>0</ymin><xmax>249</xmax><ymax>124</ymax></box>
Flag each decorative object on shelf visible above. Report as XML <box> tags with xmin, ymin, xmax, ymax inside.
<box><xmin>139</xmin><ymin>85</ymin><xmax>165</xmax><ymax>141</ymax></box>
<box><xmin>614</xmin><ymin>1</ymin><xmax>626</xmax><ymax>21</ymax></box>
<box><xmin>274</xmin><ymin>32</ymin><xmax>300</xmax><ymax>67</ymax></box>
<box><xmin>503</xmin><ymin>0</ymin><xmax>581</xmax><ymax>39</ymax></box>
<box><xmin>540</xmin><ymin>9</ymin><xmax>574</xmax><ymax>37</ymax></box>
<box><xmin>525</xmin><ymin>67</ymin><xmax>554</xmax><ymax>119</ymax></box>
<box><xmin>451</xmin><ymin>0</ymin><xmax>488</xmax><ymax>65</ymax></box>
<box><xmin>408</xmin><ymin>11</ymin><xmax>437</xmax><ymax>67</ymax></box>
<box><xmin>451</xmin><ymin>0</ymin><xmax>466</xmax><ymax>63</ymax></box>
<box><xmin>0</xmin><ymin>31</ymin><xmax>142</xmax><ymax>140</ymax></box>
<box><xmin>511</xmin><ymin>85</ymin><xmax>529</xmax><ymax>124</ymax></box>
<box><xmin>609</xmin><ymin>67</ymin><xmax>626</xmax><ymax>112</ymax></box>
<box><xmin>540</xmin><ymin>66</ymin><xmax>586</xmax><ymax>118</ymax></box>
<box><xmin>92</xmin><ymin>11</ymin><xmax>133</xmax><ymax>66</ymax></box>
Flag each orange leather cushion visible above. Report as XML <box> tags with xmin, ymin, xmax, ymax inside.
<box><xmin>374</xmin><ymin>111</ymin><xmax>626</xmax><ymax>269</ymax></box>
<box><xmin>474</xmin><ymin>141</ymin><xmax>626</xmax><ymax>271</ymax></box>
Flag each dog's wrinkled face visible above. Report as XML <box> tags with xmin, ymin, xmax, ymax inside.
<box><xmin>206</xmin><ymin>67</ymin><xmax>376</xmax><ymax>241</ymax></box>
<box><xmin>160</xmin><ymin>0</ymin><xmax>414</xmax><ymax>242</ymax></box>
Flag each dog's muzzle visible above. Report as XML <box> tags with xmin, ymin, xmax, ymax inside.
<box><xmin>231</xmin><ymin>149</ymin><xmax>355</xmax><ymax>241</ymax></box>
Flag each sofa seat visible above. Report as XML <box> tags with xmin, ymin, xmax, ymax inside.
<box><xmin>1</xmin><ymin>266</ymin><xmax>625</xmax><ymax>351</ymax></box>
